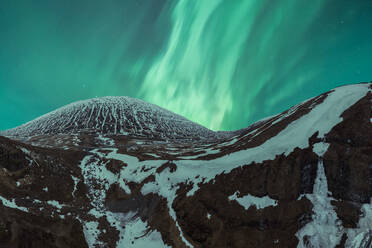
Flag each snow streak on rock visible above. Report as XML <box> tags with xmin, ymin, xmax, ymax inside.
<box><xmin>0</xmin><ymin>195</ymin><xmax>29</xmax><ymax>213</ymax></box>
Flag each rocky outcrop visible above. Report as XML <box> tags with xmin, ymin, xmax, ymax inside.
<box><xmin>0</xmin><ymin>82</ymin><xmax>372</xmax><ymax>247</ymax></box>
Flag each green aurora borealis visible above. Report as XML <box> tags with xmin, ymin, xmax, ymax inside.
<box><xmin>1</xmin><ymin>0</ymin><xmax>372</xmax><ymax>131</ymax></box>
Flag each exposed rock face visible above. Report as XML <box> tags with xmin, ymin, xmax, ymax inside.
<box><xmin>0</xmin><ymin>83</ymin><xmax>372</xmax><ymax>248</ymax></box>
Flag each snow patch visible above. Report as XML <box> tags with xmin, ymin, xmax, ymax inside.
<box><xmin>71</xmin><ymin>175</ymin><xmax>79</xmax><ymax>197</ymax></box>
<box><xmin>313</xmin><ymin>142</ymin><xmax>330</xmax><ymax>157</ymax></box>
<box><xmin>19</xmin><ymin>147</ymin><xmax>31</xmax><ymax>155</ymax></box>
<box><xmin>228</xmin><ymin>191</ymin><xmax>277</xmax><ymax>210</ymax></box>
<box><xmin>97</xmin><ymin>134</ymin><xmax>115</xmax><ymax>146</ymax></box>
<box><xmin>47</xmin><ymin>200</ymin><xmax>65</xmax><ymax>210</ymax></box>
<box><xmin>81</xmin><ymin>220</ymin><xmax>103</xmax><ymax>248</ymax></box>
<box><xmin>144</xmin><ymin>153</ymin><xmax>161</xmax><ymax>158</ymax></box>
<box><xmin>141</xmin><ymin>180</ymin><xmax>194</xmax><ymax>248</ymax></box>
<box><xmin>106</xmin><ymin>211</ymin><xmax>171</xmax><ymax>248</ymax></box>
<box><xmin>217</xmin><ymin>137</ymin><xmax>239</xmax><ymax>147</ymax></box>
<box><xmin>72</xmin><ymin>135</ymin><xmax>81</xmax><ymax>146</ymax></box>
<box><xmin>177</xmin><ymin>147</ymin><xmax>220</xmax><ymax>159</ymax></box>
<box><xmin>0</xmin><ymin>195</ymin><xmax>29</xmax><ymax>212</ymax></box>
<box><xmin>82</xmin><ymin>152</ymin><xmax>131</xmax><ymax>195</ymax></box>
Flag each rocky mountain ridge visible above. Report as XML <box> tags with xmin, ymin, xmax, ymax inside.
<box><xmin>0</xmin><ymin>82</ymin><xmax>372</xmax><ymax>247</ymax></box>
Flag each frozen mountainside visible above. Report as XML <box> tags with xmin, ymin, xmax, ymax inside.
<box><xmin>1</xmin><ymin>83</ymin><xmax>372</xmax><ymax>248</ymax></box>
<box><xmin>3</xmin><ymin>96</ymin><xmax>221</xmax><ymax>140</ymax></box>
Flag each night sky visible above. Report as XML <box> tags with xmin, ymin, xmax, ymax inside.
<box><xmin>1</xmin><ymin>0</ymin><xmax>371</xmax><ymax>131</ymax></box>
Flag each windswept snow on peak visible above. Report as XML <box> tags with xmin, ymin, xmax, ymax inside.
<box><xmin>3</xmin><ymin>96</ymin><xmax>219</xmax><ymax>140</ymax></box>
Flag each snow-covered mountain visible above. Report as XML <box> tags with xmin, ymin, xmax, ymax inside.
<box><xmin>0</xmin><ymin>82</ymin><xmax>372</xmax><ymax>248</ymax></box>
<box><xmin>2</xmin><ymin>96</ymin><xmax>222</xmax><ymax>141</ymax></box>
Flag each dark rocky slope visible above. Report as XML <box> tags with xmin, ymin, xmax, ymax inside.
<box><xmin>0</xmin><ymin>82</ymin><xmax>372</xmax><ymax>248</ymax></box>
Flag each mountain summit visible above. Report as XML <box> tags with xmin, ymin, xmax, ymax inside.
<box><xmin>3</xmin><ymin>96</ymin><xmax>220</xmax><ymax>141</ymax></box>
<box><xmin>0</xmin><ymin>83</ymin><xmax>372</xmax><ymax>248</ymax></box>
